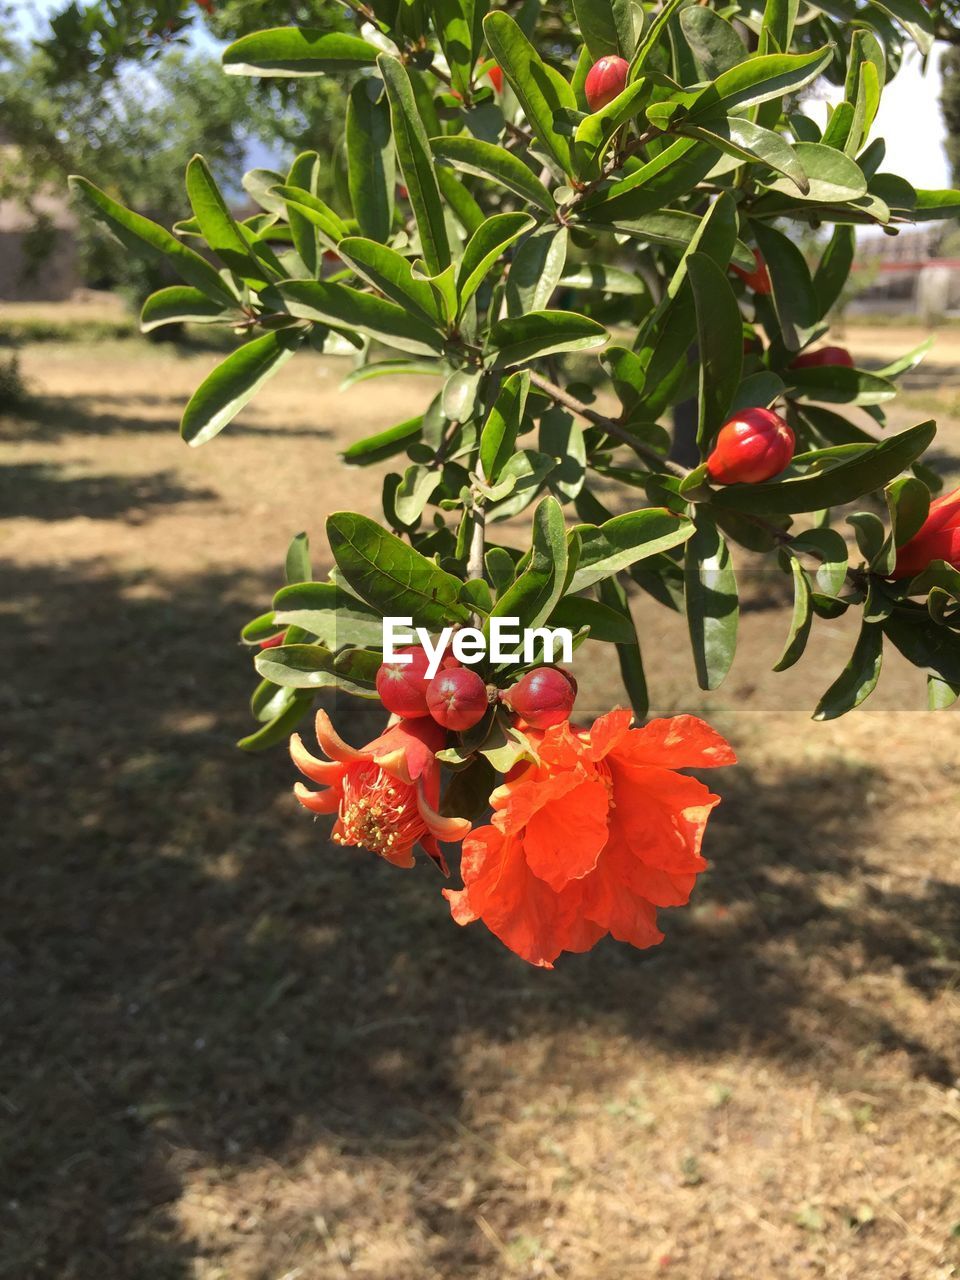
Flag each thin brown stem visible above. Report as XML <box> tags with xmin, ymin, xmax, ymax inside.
<box><xmin>527</xmin><ymin>370</ymin><xmax>689</xmax><ymax>479</ymax></box>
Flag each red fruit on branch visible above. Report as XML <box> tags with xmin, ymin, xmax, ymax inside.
<box><xmin>259</xmin><ymin>629</ymin><xmax>287</xmax><ymax>650</ymax></box>
<box><xmin>790</xmin><ymin>345</ymin><xmax>855</xmax><ymax>370</ymax></box>
<box><xmin>426</xmin><ymin>667</ymin><xmax>489</xmax><ymax>731</ymax></box>
<box><xmin>706</xmin><ymin>408</ymin><xmax>795</xmax><ymax>485</ymax></box>
<box><xmin>488</xmin><ymin>64</ymin><xmax>503</xmax><ymax>92</ymax></box>
<box><xmin>731</xmin><ymin>248</ymin><xmax>772</xmax><ymax>295</ymax></box>
<box><xmin>502</xmin><ymin>667</ymin><xmax>577</xmax><ymax>729</ymax></box>
<box><xmin>376</xmin><ymin>646</ymin><xmax>433</xmax><ymax>718</ymax></box>
<box><xmin>585</xmin><ymin>56</ymin><xmax>629</xmax><ymax>111</ymax></box>
<box><xmin>890</xmin><ymin>486</ymin><xmax>960</xmax><ymax>579</ymax></box>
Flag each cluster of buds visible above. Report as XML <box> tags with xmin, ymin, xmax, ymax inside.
<box><xmin>375</xmin><ymin>646</ymin><xmax>578</xmax><ymax>732</ymax></box>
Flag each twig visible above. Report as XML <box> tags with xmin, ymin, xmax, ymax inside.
<box><xmin>527</xmin><ymin>369</ymin><xmax>689</xmax><ymax>478</ymax></box>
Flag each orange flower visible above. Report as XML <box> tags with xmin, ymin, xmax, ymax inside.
<box><xmin>291</xmin><ymin>711</ymin><xmax>470</xmax><ymax>872</ymax></box>
<box><xmin>444</xmin><ymin>710</ymin><xmax>735</xmax><ymax>967</ymax></box>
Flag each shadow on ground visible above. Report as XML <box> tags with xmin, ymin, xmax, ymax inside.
<box><xmin>2</xmin><ymin>557</ymin><xmax>958</xmax><ymax>1278</ymax></box>
<box><xmin>2</xmin><ymin>391</ymin><xmax>335</xmax><ymax>444</ymax></box>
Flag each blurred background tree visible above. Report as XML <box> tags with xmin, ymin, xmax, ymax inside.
<box><xmin>0</xmin><ymin>0</ymin><xmax>344</xmax><ymax>308</ymax></box>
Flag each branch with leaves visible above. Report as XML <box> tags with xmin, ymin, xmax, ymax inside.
<box><xmin>70</xmin><ymin>0</ymin><xmax>960</xmax><ymax>967</ymax></box>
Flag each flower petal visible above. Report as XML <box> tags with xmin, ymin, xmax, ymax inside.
<box><xmin>446</xmin><ymin>825</ymin><xmax>592</xmax><ymax>968</ymax></box>
<box><xmin>314</xmin><ymin>709</ymin><xmax>362</xmax><ymax>763</ymax></box>
<box><xmin>523</xmin><ymin>776</ymin><xmax>611</xmax><ymax>890</ymax></box>
<box><xmin>416</xmin><ymin>781</ymin><xmax>471</xmax><ymax>844</ymax></box>
<box><xmin>290</xmin><ymin>732</ymin><xmax>344</xmax><ymax>784</ymax></box>
<box><xmin>608</xmin><ymin>762</ymin><xmax>719</xmax><ymax>874</ymax></box>
<box><xmin>293</xmin><ymin>781</ymin><xmax>340</xmax><ymax>814</ymax></box>
<box><xmin>611</xmin><ymin>715</ymin><xmax>737</xmax><ymax>770</ymax></box>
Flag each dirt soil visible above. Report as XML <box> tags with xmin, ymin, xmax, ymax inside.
<box><xmin>1</xmin><ymin>326</ymin><xmax>959</xmax><ymax>1279</ymax></box>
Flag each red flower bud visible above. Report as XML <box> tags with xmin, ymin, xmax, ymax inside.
<box><xmin>731</xmin><ymin>249</ymin><xmax>772</xmax><ymax>295</ymax></box>
<box><xmin>585</xmin><ymin>56</ymin><xmax>629</xmax><ymax>112</ymax></box>
<box><xmin>890</xmin><ymin>486</ymin><xmax>960</xmax><ymax>580</ymax></box>
<box><xmin>502</xmin><ymin>667</ymin><xmax>577</xmax><ymax>729</ymax></box>
<box><xmin>488</xmin><ymin>64</ymin><xmax>503</xmax><ymax>93</ymax></box>
<box><xmin>259</xmin><ymin>629</ymin><xmax>287</xmax><ymax>650</ymax></box>
<box><xmin>376</xmin><ymin>646</ymin><xmax>433</xmax><ymax>718</ymax></box>
<box><xmin>426</xmin><ymin>667</ymin><xmax>489</xmax><ymax>731</ymax></box>
<box><xmin>706</xmin><ymin>408</ymin><xmax>795</xmax><ymax>486</ymax></box>
<box><xmin>790</xmin><ymin>345</ymin><xmax>855</xmax><ymax>370</ymax></box>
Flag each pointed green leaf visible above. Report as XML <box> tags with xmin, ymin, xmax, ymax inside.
<box><xmin>223</xmin><ymin>27</ymin><xmax>380</xmax><ymax>76</ymax></box>
<box><xmin>180</xmin><ymin>330</ymin><xmax>301</xmax><ymax>446</ymax></box>
<box><xmin>685</xmin><ymin>514</ymin><xmax>739</xmax><ymax>690</ymax></box>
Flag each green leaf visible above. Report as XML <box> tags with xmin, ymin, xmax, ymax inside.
<box><xmin>752</xmin><ymin>220</ymin><xmax>819</xmax><ymax>350</ymax></box>
<box><xmin>186</xmin><ymin>154</ymin><xmax>271</xmax><ymax>288</ymax></box>
<box><xmin>687</xmin><ymin>253</ymin><xmax>742</xmax><ymax>447</ymax></box>
<box><xmin>550</xmin><ymin>593</ymin><xmax>637</xmax><ymax>644</ymax></box>
<box><xmin>630</xmin><ymin>0</ymin><xmax>686</xmax><ymax>73</ymax></box>
<box><xmin>283</xmin><ymin>152</ymin><xmax>322</xmax><ymax>276</ymax></box>
<box><xmin>222</xmin><ymin>27</ymin><xmax>380</xmax><ymax>76</ymax></box>
<box><xmin>758</xmin><ymin>142</ymin><xmax>867</xmax><ymax>203</ymax></box>
<box><xmin>255</xmin><ymin>643</ymin><xmax>381</xmax><ymax>694</ymax></box>
<box><xmin>347</xmin><ymin>79</ymin><xmax>395</xmax><ymax>243</ymax></box>
<box><xmin>598</xmin><ymin>577</ymin><xmax>649</xmax><ymax>717</ymax></box>
<box><xmin>928</xmin><ymin>674</ymin><xmax>960</xmax><ymax>710</ymax></box>
<box><xmin>69</xmin><ymin>176</ymin><xmax>235</xmax><ymax>305</ymax></box>
<box><xmin>570</xmin><ymin>509</ymin><xmax>694</xmax><ymax>592</ymax></box>
<box><xmin>773</xmin><ymin>555</ymin><xmax>813</xmax><ymax>670</ymax></box>
<box><xmin>378</xmin><ymin>55</ymin><xmax>450</xmax><ymax>275</ymax></box>
<box><xmin>786</xmin><ymin>365</ymin><xmax>896</xmax><ymax>406</ymax></box>
<box><xmin>813</xmin><ymin>622</ymin><xmax>883</xmax><ymax>719</ymax></box>
<box><xmin>336</xmin><ymin>237</ymin><xmax>442</xmax><ymax>323</ymax></box>
<box><xmin>431</xmin><ymin>135</ymin><xmax>555</xmax><ymax>214</ymax></box>
<box><xmin>573</xmin><ymin>0</ymin><xmax>630</xmax><ymax>58</ymax></box>
<box><xmin>559</xmin><ymin>263</ymin><xmax>649</xmax><ymax>294</ymax></box>
<box><xmin>483</xmin><ymin>10</ymin><xmax>576</xmax><ymax>174</ymax></box>
<box><xmin>710</xmin><ymin>421</ymin><xmax>936</xmax><ymax>514</ymax></box>
<box><xmin>687</xmin><ymin>47</ymin><xmax>833</xmax><ymax>120</ymax></box>
<box><xmin>279</xmin><ymin>280</ymin><xmax>445</xmax><ymax>356</ymax></box>
<box><xmin>790</xmin><ymin>528</ymin><xmax>848</xmax><ymax>595</ymax></box>
<box><xmin>487</xmin><ymin>496</ymin><xmax>568</xmax><ymax>633</ymax></box>
<box><xmin>180</xmin><ymin>330</ymin><xmax>301</xmax><ymax>446</ymax></box>
<box><xmin>762</xmin><ymin>0</ymin><xmax>799</xmax><ymax>53</ymax></box>
<box><xmin>237</xmin><ymin>690</ymin><xmax>315</xmax><ymax>752</ymax></box>
<box><xmin>685</xmin><ymin>514</ymin><xmax>739</xmax><ymax>691</ymax></box>
<box><xmin>340</xmin><ymin>414</ymin><xmax>423</xmax><ymax>465</ymax></box>
<box><xmin>573</xmin><ymin>80</ymin><xmax>652</xmax><ymax>175</ymax></box>
<box><xmin>682</xmin><ymin>117</ymin><xmax>808</xmax><ymax>192</ymax></box>
<box><xmin>140</xmin><ymin>286</ymin><xmax>230</xmax><ymax>333</ymax></box>
<box><xmin>285</xmin><ymin>531</ymin><xmax>311</xmax><ymax>584</ymax></box>
<box><xmin>327</xmin><ymin>512</ymin><xmax>471</xmax><ymax>628</ymax></box>
<box><xmin>394</xmin><ymin>463</ymin><xmax>441</xmax><ymax>525</ymax></box>
<box><xmin>680</xmin><ymin>7</ymin><xmax>746</xmax><ymax>80</ymax></box>
<box><xmin>505</xmin><ymin>226</ymin><xmax>569</xmax><ymax>318</ymax></box>
<box><xmin>487</xmin><ymin>310</ymin><xmax>606</xmax><ymax>368</ymax></box>
<box><xmin>886</xmin><ymin>475</ymin><xmax>930</xmax><ymax>547</ymax></box>
<box><xmin>272</xmin><ymin>582</ymin><xmax>383</xmax><ymax>648</ymax></box>
<box><xmin>457</xmin><ymin>212</ymin><xmax>534</xmax><ymax>313</ymax></box>
<box><xmin>479</xmin><ymin>371</ymin><xmax>529</xmax><ymax>482</ymax></box>
<box><xmin>433</xmin><ymin>0</ymin><xmax>488</xmax><ymax>96</ymax></box>
<box><xmin>579</xmin><ymin>137</ymin><xmax>718</xmax><ymax>223</ymax></box>
<box><xmin>884</xmin><ymin>607</ymin><xmax>960</xmax><ymax>682</ymax></box>
<box><xmin>813</xmin><ymin>225</ymin><xmax>855</xmax><ymax>317</ymax></box>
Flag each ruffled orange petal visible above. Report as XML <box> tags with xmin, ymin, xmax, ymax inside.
<box><xmin>289</xmin><ymin>732</ymin><xmax>344</xmax><ymax>784</ymax></box>
<box><xmin>445</xmin><ymin>825</ymin><xmax>593</xmax><ymax>968</ymax></box>
<box><xmin>522</xmin><ymin>776</ymin><xmax>611</xmax><ymax>890</ymax></box>
<box><xmin>611</xmin><ymin>715</ymin><xmax>737</xmax><ymax>770</ymax></box>
<box><xmin>293</xmin><ymin>781</ymin><xmax>340</xmax><ymax>814</ymax></box>
<box><xmin>608</xmin><ymin>762</ymin><xmax>719</xmax><ymax>873</ymax></box>
<box><xmin>489</xmin><ymin>764</ymin><xmax>586</xmax><ymax>834</ymax></box>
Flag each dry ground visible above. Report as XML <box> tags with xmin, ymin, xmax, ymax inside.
<box><xmin>1</xmin><ymin>322</ymin><xmax>959</xmax><ymax>1280</ymax></box>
